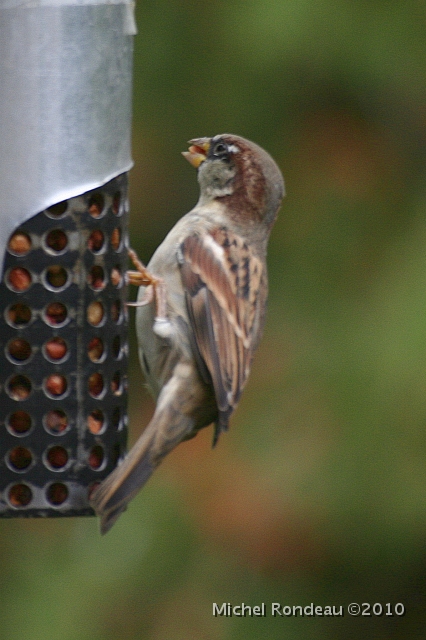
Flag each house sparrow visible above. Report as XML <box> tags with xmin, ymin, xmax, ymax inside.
<box><xmin>90</xmin><ymin>134</ymin><xmax>285</xmax><ymax>533</ymax></box>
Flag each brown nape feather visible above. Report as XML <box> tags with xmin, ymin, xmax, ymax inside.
<box><xmin>211</xmin><ymin>134</ymin><xmax>285</xmax><ymax>228</ymax></box>
<box><xmin>226</xmin><ymin>151</ymin><xmax>266</xmax><ymax>221</ymax></box>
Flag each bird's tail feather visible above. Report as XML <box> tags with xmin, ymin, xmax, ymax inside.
<box><xmin>90</xmin><ymin>364</ymin><xmax>199</xmax><ymax>533</ymax></box>
<box><xmin>90</xmin><ymin>421</ymin><xmax>157</xmax><ymax>534</ymax></box>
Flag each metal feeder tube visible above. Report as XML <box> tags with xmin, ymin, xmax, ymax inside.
<box><xmin>0</xmin><ymin>0</ymin><xmax>136</xmax><ymax>517</ymax></box>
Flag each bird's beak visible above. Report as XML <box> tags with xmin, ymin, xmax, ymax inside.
<box><xmin>182</xmin><ymin>138</ymin><xmax>210</xmax><ymax>168</ymax></box>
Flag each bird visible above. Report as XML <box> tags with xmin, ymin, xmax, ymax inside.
<box><xmin>90</xmin><ymin>133</ymin><xmax>285</xmax><ymax>533</ymax></box>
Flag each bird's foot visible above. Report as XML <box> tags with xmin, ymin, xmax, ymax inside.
<box><xmin>126</xmin><ymin>248</ymin><xmax>169</xmax><ymax>326</ymax></box>
<box><xmin>127</xmin><ymin>248</ymin><xmax>158</xmax><ymax>287</ymax></box>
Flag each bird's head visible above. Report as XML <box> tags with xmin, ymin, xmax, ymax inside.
<box><xmin>183</xmin><ymin>133</ymin><xmax>285</xmax><ymax>229</ymax></box>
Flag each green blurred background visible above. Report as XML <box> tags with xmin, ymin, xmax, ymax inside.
<box><xmin>2</xmin><ymin>1</ymin><xmax>426</xmax><ymax>638</ymax></box>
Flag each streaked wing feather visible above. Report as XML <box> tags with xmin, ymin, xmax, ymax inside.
<box><xmin>179</xmin><ymin>228</ymin><xmax>264</xmax><ymax>437</ymax></box>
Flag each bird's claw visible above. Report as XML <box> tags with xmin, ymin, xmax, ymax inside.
<box><xmin>127</xmin><ymin>248</ymin><xmax>168</xmax><ymax>321</ymax></box>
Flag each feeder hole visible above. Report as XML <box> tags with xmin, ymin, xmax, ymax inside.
<box><xmin>44</xmin><ymin>410</ymin><xmax>68</xmax><ymax>434</ymax></box>
<box><xmin>88</xmin><ymin>193</ymin><xmax>105</xmax><ymax>218</ymax></box>
<box><xmin>8</xmin><ymin>411</ymin><xmax>32</xmax><ymax>435</ymax></box>
<box><xmin>7</xmin><ymin>338</ymin><xmax>31</xmax><ymax>362</ymax></box>
<box><xmin>89</xmin><ymin>445</ymin><xmax>105</xmax><ymax>470</ymax></box>
<box><xmin>45</xmin><ymin>229</ymin><xmax>68</xmax><ymax>253</ymax></box>
<box><xmin>8</xmin><ymin>232</ymin><xmax>32</xmax><ymax>255</ymax></box>
<box><xmin>88</xmin><ymin>229</ymin><xmax>105</xmax><ymax>253</ymax></box>
<box><xmin>46</xmin><ymin>483</ymin><xmax>68</xmax><ymax>505</ymax></box>
<box><xmin>87</xmin><ymin>410</ymin><xmax>105</xmax><ymax>434</ymax></box>
<box><xmin>7</xmin><ymin>375</ymin><xmax>32</xmax><ymax>400</ymax></box>
<box><xmin>86</xmin><ymin>301</ymin><xmax>104</xmax><ymax>326</ymax></box>
<box><xmin>45</xmin><ymin>446</ymin><xmax>69</xmax><ymax>470</ymax></box>
<box><xmin>44</xmin><ymin>374</ymin><xmax>68</xmax><ymax>398</ymax></box>
<box><xmin>88</xmin><ymin>337</ymin><xmax>104</xmax><ymax>362</ymax></box>
<box><xmin>88</xmin><ymin>372</ymin><xmax>104</xmax><ymax>398</ymax></box>
<box><xmin>44</xmin><ymin>337</ymin><xmax>68</xmax><ymax>362</ymax></box>
<box><xmin>7</xmin><ymin>267</ymin><xmax>32</xmax><ymax>291</ymax></box>
<box><xmin>8</xmin><ymin>446</ymin><xmax>33</xmax><ymax>471</ymax></box>
<box><xmin>7</xmin><ymin>303</ymin><xmax>32</xmax><ymax>326</ymax></box>
<box><xmin>44</xmin><ymin>302</ymin><xmax>68</xmax><ymax>326</ymax></box>
<box><xmin>46</xmin><ymin>201</ymin><xmax>68</xmax><ymax>217</ymax></box>
<box><xmin>9</xmin><ymin>483</ymin><xmax>32</xmax><ymax>507</ymax></box>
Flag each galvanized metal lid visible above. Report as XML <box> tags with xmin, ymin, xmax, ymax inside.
<box><xmin>0</xmin><ymin>0</ymin><xmax>136</xmax><ymax>264</ymax></box>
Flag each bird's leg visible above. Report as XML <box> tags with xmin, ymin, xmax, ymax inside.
<box><xmin>127</xmin><ymin>251</ymin><xmax>155</xmax><ymax>308</ymax></box>
<box><xmin>127</xmin><ymin>248</ymin><xmax>172</xmax><ymax>339</ymax></box>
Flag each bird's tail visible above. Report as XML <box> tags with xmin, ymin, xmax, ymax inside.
<box><xmin>90</xmin><ymin>421</ymin><xmax>157</xmax><ymax>534</ymax></box>
<box><xmin>90</xmin><ymin>364</ymin><xmax>199</xmax><ymax>534</ymax></box>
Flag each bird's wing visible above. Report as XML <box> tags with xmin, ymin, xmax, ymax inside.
<box><xmin>179</xmin><ymin>227</ymin><xmax>265</xmax><ymax>443</ymax></box>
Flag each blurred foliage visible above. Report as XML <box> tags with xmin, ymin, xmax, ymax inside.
<box><xmin>1</xmin><ymin>1</ymin><xmax>426</xmax><ymax>638</ymax></box>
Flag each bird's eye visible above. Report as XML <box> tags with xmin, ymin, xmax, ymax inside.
<box><xmin>212</xmin><ymin>141</ymin><xmax>228</xmax><ymax>158</ymax></box>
